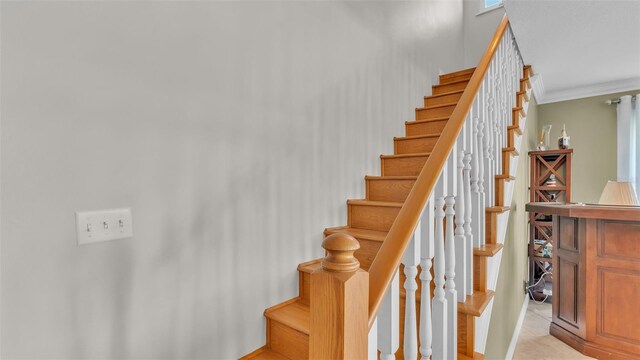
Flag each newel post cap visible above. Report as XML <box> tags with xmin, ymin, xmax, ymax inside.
<box><xmin>321</xmin><ymin>233</ymin><xmax>360</xmax><ymax>272</ymax></box>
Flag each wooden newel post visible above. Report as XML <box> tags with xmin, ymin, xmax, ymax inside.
<box><xmin>309</xmin><ymin>233</ymin><xmax>369</xmax><ymax>359</ymax></box>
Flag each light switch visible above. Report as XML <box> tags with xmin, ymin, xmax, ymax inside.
<box><xmin>76</xmin><ymin>208</ymin><xmax>133</xmax><ymax>245</ymax></box>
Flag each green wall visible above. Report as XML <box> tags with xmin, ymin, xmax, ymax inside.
<box><xmin>538</xmin><ymin>90</ymin><xmax>639</xmax><ymax>203</ymax></box>
<box><xmin>484</xmin><ymin>96</ymin><xmax>538</xmax><ymax>359</ymax></box>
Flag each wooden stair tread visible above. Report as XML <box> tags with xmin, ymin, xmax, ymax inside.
<box><xmin>433</xmin><ymin>78</ymin><xmax>470</xmax><ymax>88</ymax></box>
<box><xmin>297</xmin><ymin>258</ymin><xmax>322</xmax><ymax>273</ymax></box>
<box><xmin>394</xmin><ymin>133</ymin><xmax>441</xmax><ymax>140</ymax></box>
<box><xmin>424</xmin><ymin>89</ymin><xmax>464</xmax><ymax>100</ymax></box>
<box><xmin>416</xmin><ymin>101</ymin><xmax>458</xmax><ymax>110</ymax></box>
<box><xmin>502</xmin><ymin>147</ymin><xmax>519</xmax><ymax>156</ymax></box>
<box><xmin>517</xmin><ymin>89</ymin><xmax>530</xmax><ymax>101</ymax></box>
<box><xmin>507</xmin><ymin>125</ymin><xmax>522</xmax><ymax>135</ymax></box>
<box><xmin>347</xmin><ymin>199</ymin><xmax>404</xmax><ymax>208</ymax></box>
<box><xmin>364</xmin><ymin>175</ymin><xmax>418</xmax><ymax>180</ymax></box>
<box><xmin>474</xmin><ymin>243</ymin><xmax>504</xmax><ymax>257</ymax></box>
<box><xmin>324</xmin><ymin>226</ymin><xmax>388</xmax><ymax>242</ymax></box>
<box><xmin>405</xmin><ymin>117</ymin><xmax>449</xmax><ymax>125</ymax></box>
<box><xmin>457</xmin><ymin>290</ymin><xmax>495</xmax><ymax>316</ymax></box>
<box><xmin>495</xmin><ymin>174</ymin><xmax>516</xmax><ymax>181</ymax></box>
<box><xmin>241</xmin><ymin>347</ymin><xmax>290</xmax><ymax>360</ymax></box>
<box><xmin>380</xmin><ymin>152</ymin><xmax>431</xmax><ymax>159</ymax></box>
<box><xmin>440</xmin><ymin>67</ymin><xmax>476</xmax><ymax>79</ymax></box>
<box><xmin>486</xmin><ymin>206</ymin><xmax>510</xmax><ymax>213</ymax></box>
<box><xmin>264</xmin><ymin>300</ymin><xmax>310</xmax><ymax>335</ymax></box>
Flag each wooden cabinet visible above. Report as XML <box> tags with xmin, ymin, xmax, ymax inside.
<box><xmin>525</xmin><ymin>203</ymin><xmax>640</xmax><ymax>360</ymax></box>
<box><xmin>528</xmin><ymin>149</ymin><xmax>573</xmax><ymax>299</ymax></box>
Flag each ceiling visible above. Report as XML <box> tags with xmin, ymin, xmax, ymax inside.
<box><xmin>504</xmin><ymin>0</ymin><xmax>640</xmax><ymax>104</ymax></box>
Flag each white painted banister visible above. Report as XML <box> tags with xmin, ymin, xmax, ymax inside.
<box><xmin>368</xmin><ymin>319</ymin><xmax>378</xmax><ymax>359</ymax></box>
<box><xmin>419</xmin><ymin>195</ymin><xmax>435</xmax><ymax>360</ymax></box>
<box><xmin>444</xmin><ymin>163</ymin><xmax>458</xmax><ymax>359</ymax></box>
<box><xmin>432</xmin><ymin>173</ymin><xmax>448</xmax><ymax>360</ymax></box>
<box><xmin>377</xmin><ymin>272</ymin><xmax>399</xmax><ymax>360</ymax></box>
<box><xmin>455</xmin><ymin>150</ymin><xmax>467</xmax><ymax>301</ymax></box>
<box><xmin>463</xmin><ymin>152</ymin><xmax>474</xmax><ymax>296</ymax></box>
<box><xmin>402</xmin><ymin>231</ymin><xmax>420</xmax><ymax>359</ymax></box>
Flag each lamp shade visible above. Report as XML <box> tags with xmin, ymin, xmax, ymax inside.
<box><xmin>599</xmin><ymin>181</ymin><xmax>639</xmax><ymax>206</ymax></box>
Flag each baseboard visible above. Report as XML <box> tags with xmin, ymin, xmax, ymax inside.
<box><xmin>505</xmin><ymin>296</ymin><xmax>529</xmax><ymax>360</ymax></box>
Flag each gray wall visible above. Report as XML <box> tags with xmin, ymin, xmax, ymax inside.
<box><xmin>538</xmin><ymin>91</ymin><xmax>639</xmax><ymax>203</ymax></box>
<box><xmin>0</xmin><ymin>2</ymin><xmax>465</xmax><ymax>358</ymax></box>
<box><xmin>463</xmin><ymin>1</ymin><xmax>506</xmax><ymax>68</ymax></box>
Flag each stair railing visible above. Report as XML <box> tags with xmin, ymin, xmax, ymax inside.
<box><xmin>365</xmin><ymin>15</ymin><xmax>525</xmax><ymax>359</ymax></box>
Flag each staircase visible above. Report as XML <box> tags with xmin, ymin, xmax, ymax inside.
<box><xmin>241</xmin><ymin>15</ymin><xmax>531</xmax><ymax>360</ymax></box>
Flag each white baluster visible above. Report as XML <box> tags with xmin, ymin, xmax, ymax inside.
<box><xmin>420</xmin><ymin>195</ymin><xmax>435</xmax><ymax>360</ymax></box>
<box><xmin>432</xmin><ymin>171</ymin><xmax>448</xmax><ymax>360</ymax></box>
<box><xmin>455</xmin><ymin>150</ymin><xmax>466</xmax><ymax>302</ymax></box>
<box><xmin>464</xmin><ymin>152</ymin><xmax>474</xmax><ymax>296</ymax></box>
<box><xmin>445</xmin><ymin>176</ymin><xmax>458</xmax><ymax>359</ymax></box>
<box><xmin>378</xmin><ymin>271</ymin><xmax>399</xmax><ymax>360</ymax></box>
<box><xmin>484</xmin><ymin>70</ymin><xmax>493</xmax><ymax>208</ymax></box>
<box><xmin>472</xmin><ymin>112</ymin><xmax>484</xmax><ymax>248</ymax></box>
<box><xmin>369</xmin><ymin>319</ymin><xmax>378</xmax><ymax>360</ymax></box>
<box><xmin>403</xmin><ymin>228</ymin><xmax>420</xmax><ymax>360</ymax></box>
<box><xmin>493</xmin><ymin>64</ymin><xmax>501</xmax><ymax>180</ymax></box>
<box><xmin>477</xmin><ymin>84</ymin><xmax>487</xmax><ymax>248</ymax></box>
<box><xmin>483</xmin><ymin>94</ymin><xmax>494</xmax><ymax>208</ymax></box>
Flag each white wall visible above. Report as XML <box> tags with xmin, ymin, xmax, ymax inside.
<box><xmin>463</xmin><ymin>1</ymin><xmax>506</xmax><ymax>68</ymax></box>
<box><xmin>0</xmin><ymin>2</ymin><xmax>464</xmax><ymax>358</ymax></box>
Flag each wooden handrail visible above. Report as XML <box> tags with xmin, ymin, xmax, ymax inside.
<box><xmin>367</xmin><ymin>15</ymin><xmax>510</xmax><ymax>328</ymax></box>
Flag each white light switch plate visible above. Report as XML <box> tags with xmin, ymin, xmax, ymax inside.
<box><xmin>76</xmin><ymin>208</ymin><xmax>133</xmax><ymax>245</ymax></box>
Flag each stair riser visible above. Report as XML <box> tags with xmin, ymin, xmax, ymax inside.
<box><xmin>520</xmin><ymin>90</ymin><xmax>530</xmax><ymax>102</ymax></box>
<box><xmin>440</xmin><ymin>68</ymin><xmax>475</xmax><ymax>82</ymax></box>
<box><xmin>424</xmin><ymin>92</ymin><xmax>463</xmax><ymax>107</ymax></box>
<box><xmin>495</xmin><ymin>178</ymin><xmax>505</xmax><ymax>207</ymax></box>
<box><xmin>516</xmin><ymin>93</ymin><xmax>525</xmax><ymax>108</ymax></box>
<box><xmin>348</xmin><ymin>204</ymin><xmax>400</xmax><ymax>232</ymax></box>
<box><xmin>502</xmin><ymin>151</ymin><xmax>517</xmax><ymax>177</ymax></box>
<box><xmin>474</xmin><ymin>256</ymin><xmax>487</xmax><ymax>292</ymax></box>
<box><xmin>353</xmin><ymin>238</ymin><xmax>382</xmax><ymax>271</ymax></box>
<box><xmin>416</xmin><ymin>104</ymin><xmax>456</xmax><ymax>120</ymax></box>
<box><xmin>406</xmin><ymin>119</ymin><xmax>448</xmax><ymax>136</ymax></box>
<box><xmin>433</xmin><ymin>81</ymin><xmax>468</xmax><ymax>95</ymax></box>
<box><xmin>268</xmin><ymin>320</ymin><xmax>309</xmax><ymax>360</ymax></box>
<box><xmin>485</xmin><ymin>212</ymin><xmax>498</xmax><ymax>245</ymax></box>
<box><xmin>513</xmin><ymin>111</ymin><xmax>522</xmax><ymax>128</ymax></box>
<box><xmin>300</xmin><ymin>272</ymin><xmax>311</xmax><ymax>305</ymax></box>
<box><xmin>507</xmin><ymin>128</ymin><xmax>516</xmax><ymax>148</ymax></box>
<box><xmin>366</xmin><ymin>178</ymin><xmax>416</xmax><ymax>202</ymax></box>
<box><xmin>381</xmin><ymin>156</ymin><xmax>429</xmax><ymax>176</ymax></box>
<box><xmin>394</xmin><ymin>136</ymin><xmax>439</xmax><ymax>155</ymax></box>
<box><xmin>458</xmin><ymin>314</ymin><xmax>476</xmax><ymax>358</ymax></box>
<box><xmin>440</xmin><ymin>72</ymin><xmax>473</xmax><ymax>85</ymax></box>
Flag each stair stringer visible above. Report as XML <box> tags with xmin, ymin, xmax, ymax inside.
<box><xmin>474</xmin><ymin>87</ymin><xmax>532</xmax><ymax>353</ymax></box>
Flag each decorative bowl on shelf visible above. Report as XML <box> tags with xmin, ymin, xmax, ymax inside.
<box><xmin>544</xmin><ymin>174</ymin><xmax>559</xmax><ymax>200</ymax></box>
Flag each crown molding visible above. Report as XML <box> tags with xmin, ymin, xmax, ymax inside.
<box><xmin>535</xmin><ymin>76</ymin><xmax>640</xmax><ymax>105</ymax></box>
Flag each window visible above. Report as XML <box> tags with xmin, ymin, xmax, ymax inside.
<box><xmin>484</xmin><ymin>0</ymin><xmax>503</xmax><ymax>8</ymax></box>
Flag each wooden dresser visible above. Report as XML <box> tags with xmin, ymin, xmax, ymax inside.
<box><xmin>525</xmin><ymin>203</ymin><xmax>640</xmax><ymax>360</ymax></box>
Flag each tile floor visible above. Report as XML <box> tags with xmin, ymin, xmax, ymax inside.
<box><xmin>513</xmin><ymin>301</ymin><xmax>594</xmax><ymax>359</ymax></box>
